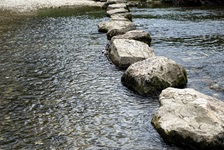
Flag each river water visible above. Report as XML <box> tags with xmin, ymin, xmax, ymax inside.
<box><xmin>0</xmin><ymin>5</ymin><xmax>223</xmax><ymax>150</ymax></box>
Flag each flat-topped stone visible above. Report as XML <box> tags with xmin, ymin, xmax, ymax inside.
<box><xmin>106</xmin><ymin>8</ymin><xmax>129</xmax><ymax>17</ymax></box>
<box><xmin>110</xmin><ymin>12</ymin><xmax>132</xmax><ymax>21</ymax></box>
<box><xmin>109</xmin><ymin>39</ymin><xmax>155</xmax><ymax>69</ymax></box>
<box><xmin>107</xmin><ymin>0</ymin><xmax>127</xmax><ymax>3</ymax></box>
<box><xmin>112</xmin><ymin>30</ymin><xmax>152</xmax><ymax>46</ymax></box>
<box><xmin>102</xmin><ymin>0</ymin><xmax>127</xmax><ymax>9</ymax></box>
<box><xmin>110</xmin><ymin>14</ymin><xmax>131</xmax><ymax>21</ymax></box>
<box><xmin>107</xmin><ymin>23</ymin><xmax>136</xmax><ymax>40</ymax></box>
<box><xmin>152</xmin><ymin>87</ymin><xmax>224</xmax><ymax>149</ymax></box>
<box><xmin>107</xmin><ymin>3</ymin><xmax>129</xmax><ymax>11</ymax></box>
<box><xmin>98</xmin><ymin>20</ymin><xmax>135</xmax><ymax>33</ymax></box>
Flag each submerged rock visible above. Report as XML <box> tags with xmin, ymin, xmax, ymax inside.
<box><xmin>210</xmin><ymin>81</ymin><xmax>224</xmax><ymax>92</ymax></box>
<box><xmin>109</xmin><ymin>39</ymin><xmax>155</xmax><ymax>69</ymax></box>
<box><xmin>112</xmin><ymin>30</ymin><xmax>152</xmax><ymax>46</ymax></box>
<box><xmin>121</xmin><ymin>56</ymin><xmax>187</xmax><ymax>96</ymax></box>
<box><xmin>152</xmin><ymin>87</ymin><xmax>224</xmax><ymax>149</ymax></box>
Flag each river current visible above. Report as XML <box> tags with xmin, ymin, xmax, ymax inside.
<box><xmin>0</xmin><ymin>5</ymin><xmax>223</xmax><ymax>150</ymax></box>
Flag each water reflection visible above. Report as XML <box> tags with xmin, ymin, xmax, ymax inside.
<box><xmin>0</xmin><ymin>5</ymin><xmax>223</xmax><ymax>150</ymax></box>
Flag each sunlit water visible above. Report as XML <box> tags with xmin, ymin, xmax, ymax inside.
<box><xmin>0</xmin><ymin>5</ymin><xmax>224</xmax><ymax>150</ymax></box>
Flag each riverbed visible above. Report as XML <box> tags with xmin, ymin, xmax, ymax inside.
<box><xmin>0</xmin><ymin>5</ymin><xmax>223</xmax><ymax>149</ymax></box>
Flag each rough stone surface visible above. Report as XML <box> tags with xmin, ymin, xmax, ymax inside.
<box><xmin>152</xmin><ymin>87</ymin><xmax>224</xmax><ymax>149</ymax></box>
<box><xmin>106</xmin><ymin>8</ymin><xmax>129</xmax><ymax>17</ymax></box>
<box><xmin>107</xmin><ymin>24</ymin><xmax>136</xmax><ymax>40</ymax></box>
<box><xmin>107</xmin><ymin>3</ymin><xmax>129</xmax><ymax>11</ymax></box>
<box><xmin>102</xmin><ymin>0</ymin><xmax>127</xmax><ymax>9</ymax></box>
<box><xmin>109</xmin><ymin>39</ymin><xmax>155</xmax><ymax>69</ymax></box>
<box><xmin>98</xmin><ymin>20</ymin><xmax>135</xmax><ymax>33</ymax></box>
<box><xmin>110</xmin><ymin>14</ymin><xmax>131</xmax><ymax>21</ymax></box>
<box><xmin>121</xmin><ymin>56</ymin><xmax>187</xmax><ymax>96</ymax></box>
<box><xmin>110</xmin><ymin>12</ymin><xmax>132</xmax><ymax>21</ymax></box>
<box><xmin>107</xmin><ymin>0</ymin><xmax>127</xmax><ymax>2</ymax></box>
<box><xmin>112</xmin><ymin>30</ymin><xmax>152</xmax><ymax>46</ymax></box>
<box><xmin>127</xmin><ymin>1</ymin><xmax>139</xmax><ymax>7</ymax></box>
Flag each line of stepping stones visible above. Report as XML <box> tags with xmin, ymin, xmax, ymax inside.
<box><xmin>98</xmin><ymin>0</ymin><xmax>187</xmax><ymax>96</ymax></box>
<box><xmin>97</xmin><ymin>0</ymin><xmax>224</xmax><ymax>149</ymax></box>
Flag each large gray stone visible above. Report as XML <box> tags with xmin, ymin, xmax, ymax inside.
<box><xmin>110</xmin><ymin>12</ymin><xmax>132</xmax><ymax>21</ymax></box>
<box><xmin>152</xmin><ymin>87</ymin><xmax>224</xmax><ymax>149</ymax></box>
<box><xmin>106</xmin><ymin>8</ymin><xmax>129</xmax><ymax>17</ymax></box>
<box><xmin>107</xmin><ymin>3</ymin><xmax>129</xmax><ymax>11</ymax></box>
<box><xmin>107</xmin><ymin>23</ymin><xmax>136</xmax><ymax>40</ymax></box>
<box><xmin>102</xmin><ymin>0</ymin><xmax>127</xmax><ymax>9</ymax></box>
<box><xmin>112</xmin><ymin>30</ymin><xmax>152</xmax><ymax>46</ymax></box>
<box><xmin>121</xmin><ymin>56</ymin><xmax>187</xmax><ymax>96</ymax></box>
<box><xmin>98</xmin><ymin>20</ymin><xmax>135</xmax><ymax>33</ymax></box>
<box><xmin>127</xmin><ymin>1</ymin><xmax>139</xmax><ymax>7</ymax></box>
<box><xmin>109</xmin><ymin>39</ymin><xmax>155</xmax><ymax>69</ymax></box>
<box><xmin>107</xmin><ymin>0</ymin><xmax>127</xmax><ymax>2</ymax></box>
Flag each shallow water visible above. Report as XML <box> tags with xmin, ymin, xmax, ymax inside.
<box><xmin>133</xmin><ymin>6</ymin><xmax>224</xmax><ymax>100</ymax></box>
<box><xmin>0</xmin><ymin>5</ymin><xmax>223</xmax><ymax>150</ymax></box>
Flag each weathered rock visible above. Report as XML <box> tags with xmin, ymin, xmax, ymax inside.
<box><xmin>109</xmin><ymin>39</ymin><xmax>155</xmax><ymax>69</ymax></box>
<box><xmin>121</xmin><ymin>56</ymin><xmax>187</xmax><ymax>96</ymax></box>
<box><xmin>107</xmin><ymin>0</ymin><xmax>127</xmax><ymax>3</ymax></box>
<box><xmin>127</xmin><ymin>1</ymin><xmax>139</xmax><ymax>7</ymax></box>
<box><xmin>107</xmin><ymin>3</ymin><xmax>129</xmax><ymax>11</ymax></box>
<box><xmin>110</xmin><ymin>12</ymin><xmax>132</xmax><ymax>21</ymax></box>
<box><xmin>106</xmin><ymin>8</ymin><xmax>129</xmax><ymax>17</ymax></box>
<box><xmin>112</xmin><ymin>30</ymin><xmax>152</xmax><ymax>46</ymax></box>
<box><xmin>210</xmin><ymin>81</ymin><xmax>224</xmax><ymax>92</ymax></box>
<box><xmin>98</xmin><ymin>20</ymin><xmax>135</xmax><ymax>33</ymax></box>
<box><xmin>102</xmin><ymin>0</ymin><xmax>127</xmax><ymax>9</ymax></box>
<box><xmin>107</xmin><ymin>23</ymin><xmax>136</xmax><ymax>40</ymax></box>
<box><xmin>152</xmin><ymin>87</ymin><xmax>224</xmax><ymax>149</ymax></box>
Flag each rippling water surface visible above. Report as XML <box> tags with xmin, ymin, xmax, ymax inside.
<box><xmin>0</xmin><ymin>5</ymin><xmax>224</xmax><ymax>149</ymax></box>
<box><xmin>133</xmin><ymin>6</ymin><xmax>224</xmax><ymax>100</ymax></box>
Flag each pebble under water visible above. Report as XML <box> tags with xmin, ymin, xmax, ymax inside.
<box><xmin>0</xmin><ymin>5</ymin><xmax>224</xmax><ymax>149</ymax></box>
